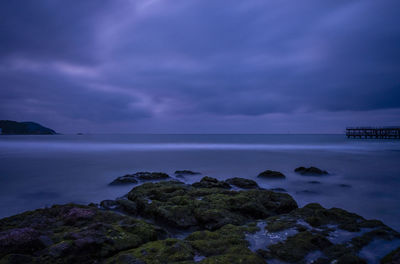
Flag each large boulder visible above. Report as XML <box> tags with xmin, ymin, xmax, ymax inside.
<box><xmin>125</xmin><ymin>180</ymin><xmax>298</xmax><ymax>230</ymax></box>
<box><xmin>0</xmin><ymin>228</ymin><xmax>48</xmax><ymax>256</ymax></box>
<box><xmin>192</xmin><ymin>176</ymin><xmax>231</xmax><ymax>189</ymax></box>
<box><xmin>174</xmin><ymin>170</ymin><xmax>201</xmax><ymax>175</ymax></box>
<box><xmin>175</xmin><ymin>170</ymin><xmax>201</xmax><ymax>179</ymax></box>
<box><xmin>0</xmin><ymin>204</ymin><xmax>164</xmax><ymax>263</ymax></box>
<box><xmin>109</xmin><ymin>172</ymin><xmax>170</xmax><ymax>185</ymax></box>
<box><xmin>267</xmin><ymin>231</ymin><xmax>333</xmax><ymax>262</ymax></box>
<box><xmin>294</xmin><ymin>166</ymin><xmax>328</xmax><ymax>176</ymax></box>
<box><xmin>135</xmin><ymin>172</ymin><xmax>170</xmax><ymax>181</ymax></box>
<box><xmin>225</xmin><ymin>177</ymin><xmax>259</xmax><ymax>189</ymax></box>
<box><xmin>109</xmin><ymin>175</ymin><xmax>138</xmax><ymax>185</ymax></box>
<box><xmin>257</xmin><ymin>170</ymin><xmax>286</xmax><ymax>179</ymax></box>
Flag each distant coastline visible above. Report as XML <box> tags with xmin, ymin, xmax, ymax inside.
<box><xmin>0</xmin><ymin>120</ymin><xmax>57</xmax><ymax>135</ymax></box>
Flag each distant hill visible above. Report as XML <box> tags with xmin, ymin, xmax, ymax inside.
<box><xmin>0</xmin><ymin>120</ymin><xmax>57</xmax><ymax>135</ymax></box>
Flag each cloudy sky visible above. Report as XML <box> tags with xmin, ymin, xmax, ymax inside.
<box><xmin>1</xmin><ymin>0</ymin><xmax>399</xmax><ymax>133</ymax></box>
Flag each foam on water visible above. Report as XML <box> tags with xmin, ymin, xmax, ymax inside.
<box><xmin>0</xmin><ymin>136</ymin><xmax>400</xmax><ymax>152</ymax></box>
<box><xmin>0</xmin><ymin>141</ymin><xmax>397</xmax><ymax>153</ymax></box>
<box><xmin>327</xmin><ymin>226</ymin><xmax>373</xmax><ymax>244</ymax></box>
<box><xmin>193</xmin><ymin>255</ymin><xmax>206</xmax><ymax>262</ymax></box>
<box><xmin>305</xmin><ymin>251</ymin><xmax>324</xmax><ymax>264</ymax></box>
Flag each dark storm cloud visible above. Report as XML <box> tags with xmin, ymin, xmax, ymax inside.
<box><xmin>0</xmin><ymin>0</ymin><xmax>399</xmax><ymax>132</ymax></box>
<box><xmin>0</xmin><ymin>67</ymin><xmax>151</xmax><ymax>123</ymax></box>
<box><xmin>0</xmin><ymin>0</ymin><xmax>114</xmax><ymax>64</ymax></box>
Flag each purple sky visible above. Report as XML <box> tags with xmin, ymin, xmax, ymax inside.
<box><xmin>1</xmin><ymin>1</ymin><xmax>400</xmax><ymax>133</ymax></box>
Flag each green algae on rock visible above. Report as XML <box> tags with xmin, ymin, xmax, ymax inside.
<box><xmin>258</xmin><ymin>203</ymin><xmax>400</xmax><ymax>263</ymax></box>
<box><xmin>107</xmin><ymin>223</ymin><xmax>264</xmax><ymax>264</ymax></box>
<box><xmin>109</xmin><ymin>175</ymin><xmax>139</xmax><ymax>185</ymax></box>
<box><xmin>110</xmin><ymin>172</ymin><xmax>170</xmax><ymax>185</ymax></box>
<box><xmin>0</xmin><ymin>204</ymin><xmax>164</xmax><ymax>263</ymax></box>
<box><xmin>268</xmin><ymin>231</ymin><xmax>333</xmax><ymax>262</ymax></box>
<box><xmin>192</xmin><ymin>176</ymin><xmax>231</xmax><ymax>189</ymax></box>
<box><xmin>294</xmin><ymin>166</ymin><xmax>328</xmax><ymax>176</ymax></box>
<box><xmin>106</xmin><ymin>238</ymin><xmax>195</xmax><ymax>264</ymax></box>
<box><xmin>225</xmin><ymin>177</ymin><xmax>259</xmax><ymax>189</ymax></box>
<box><xmin>124</xmin><ymin>179</ymin><xmax>298</xmax><ymax>230</ymax></box>
<box><xmin>175</xmin><ymin>170</ymin><xmax>201</xmax><ymax>175</ymax></box>
<box><xmin>257</xmin><ymin>170</ymin><xmax>286</xmax><ymax>179</ymax></box>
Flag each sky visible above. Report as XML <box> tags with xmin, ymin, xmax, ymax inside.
<box><xmin>0</xmin><ymin>0</ymin><xmax>399</xmax><ymax>133</ymax></box>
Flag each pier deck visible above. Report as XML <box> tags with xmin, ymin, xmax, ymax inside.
<box><xmin>346</xmin><ymin>127</ymin><xmax>400</xmax><ymax>139</ymax></box>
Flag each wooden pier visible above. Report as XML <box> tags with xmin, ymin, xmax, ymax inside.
<box><xmin>346</xmin><ymin>127</ymin><xmax>400</xmax><ymax>139</ymax></box>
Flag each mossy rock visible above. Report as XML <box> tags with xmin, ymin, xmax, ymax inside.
<box><xmin>107</xmin><ymin>224</ymin><xmax>263</xmax><ymax>264</ymax></box>
<box><xmin>110</xmin><ymin>172</ymin><xmax>170</xmax><ymax>185</ymax></box>
<box><xmin>106</xmin><ymin>239</ymin><xmax>195</xmax><ymax>264</ymax></box>
<box><xmin>0</xmin><ymin>204</ymin><xmax>164</xmax><ymax>263</ymax></box>
<box><xmin>126</xmin><ymin>180</ymin><xmax>297</xmax><ymax>230</ymax></box>
<box><xmin>135</xmin><ymin>172</ymin><xmax>170</xmax><ymax>181</ymax></box>
<box><xmin>109</xmin><ymin>175</ymin><xmax>139</xmax><ymax>185</ymax></box>
<box><xmin>294</xmin><ymin>166</ymin><xmax>328</xmax><ymax>176</ymax></box>
<box><xmin>260</xmin><ymin>203</ymin><xmax>399</xmax><ymax>263</ymax></box>
<box><xmin>192</xmin><ymin>177</ymin><xmax>231</xmax><ymax>189</ymax></box>
<box><xmin>350</xmin><ymin>227</ymin><xmax>400</xmax><ymax>251</ymax></box>
<box><xmin>185</xmin><ymin>224</ymin><xmax>256</xmax><ymax>256</ymax></box>
<box><xmin>175</xmin><ymin>170</ymin><xmax>201</xmax><ymax>175</ymax></box>
<box><xmin>257</xmin><ymin>170</ymin><xmax>285</xmax><ymax>179</ymax></box>
<box><xmin>297</xmin><ymin>203</ymin><xmax>375</xmax><ymax>232</ymax></box>
<box><xmin>264</xmin><ymin>216</ymin><xmax>296</xmax><ymax>232</ymax></box>
<box><xmin>268</xmin><ymin>231</ymin><xmax>333</xmax><ymax>262</ymax></box>
<box><xmin>225</xmin><ymin>177</ymin><xmax>259</xmax><ymax>189</ymax></box>
<box><xmin>186</xmin><ymin>224</ymin><xmax>263</xmax><ymax>263</ymax></box>
<box><xmin>200</xmin><ymin>254</ymin><xmax>265</xmax><ymax>264</ymax></box>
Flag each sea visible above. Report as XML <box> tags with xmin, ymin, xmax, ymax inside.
<box><xmin>0</xmin><ymin>134</ymin><xmax>399</xmax><ymax>232</ymax></box>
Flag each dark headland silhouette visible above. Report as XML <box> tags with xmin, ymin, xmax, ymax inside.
<box><xmin>0</xmin><ymin>120</ymin><xmax>57</xmax><ymax>135</ymax></box>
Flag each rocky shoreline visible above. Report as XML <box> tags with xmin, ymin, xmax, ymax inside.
<box><xmin>1</xmin><ymin>169</ymin><xmax>399</xmax><ymax>264</ymax></box>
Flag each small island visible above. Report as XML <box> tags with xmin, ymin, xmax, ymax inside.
<box><xmin>0</xmin><ymin>120</ymin><xmax>57</xmax><ymax>135</ymax></box>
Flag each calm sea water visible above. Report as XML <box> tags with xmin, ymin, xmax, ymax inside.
<box><xmin>0</xmin><ymin>134</ymin><xmax>400</xmax><ymax>232</ymax></box>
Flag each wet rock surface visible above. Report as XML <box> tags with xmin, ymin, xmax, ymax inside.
<box><xmin>0</xmin><ymin>204</ymin><xmax>164</xmax><ymax>263</ymax></box>
<box><xmin>256</xmin><ymin>203</ymin><xmax>400</xmax><ymax>263</ymax></box>
<box><xmin>1</xmin><ymin>175</ymin><xmax>399</xmax><ymax>263</ymax></box>
<box><xmin>123</xmin><ymin>178</ymin><xmax>297</xmax><ymax>230</ymax></box>
<box><xmin>135</xmin><ymin>172</ymin><xmax>170</xmax><ymax>181</ymax></box>
<box><xmin>225</xmin><ymin>177</ymin><xmax>259</xmax><ymax>189</ymax></box>
<box><xmin>270</xmin><ymin>187</ymin><xmax>287</xmax><ymax>192</ymax></box>
<box><xmin>175</xmin><ymin>170</ymin><xmax>201</xmax><ymax>179</ymax></box>
<box><xmin>294</xmin><ymin>166</ymin><xmax>328</xmax><ymax>176</ymax></box>
<box><xmin>109</xmin><ymin>175</ymin><xmax>139</xmax><ymax>185</ymax></box>
<box><xmin>175</xmin><ymin>170</ymin><xmax>201</xmax><ymax>175</ymax></box>
<box><xmin>257</xmin><ymin>170</ymin><xmax>286</xmax><ymax>179</ymax></box>
<box><xmin>107</xmin><ymin>224</ymin><xmax>264</xmax><ymax>264</ymax></box>
<box><xmin>110</xmin><ymin>172</ymin><xmax>170</xmax><ymax>185</ymax></box>
<box><xmin>192</xmin><ymin>176</ymin><xmax>231</xmax><ymax>189</ymax></box>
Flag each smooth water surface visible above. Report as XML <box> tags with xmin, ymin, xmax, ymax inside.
<box><xmin>0</xmin><ymin>134</ymin><xmax>399</xmax><ymax>231</ymax></box>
